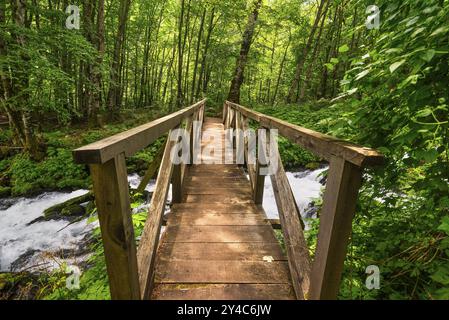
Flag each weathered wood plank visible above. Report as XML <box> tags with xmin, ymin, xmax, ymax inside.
<box><xmin>186</xmin><ymin>175</ymin><xmax>248</xmax><ymax>183</ymax></box>
<box><xmin>183</xmin><ymin>186</ymin><xmax>252</xmax><ymax>196</ymax></box>
<box><xmin>309</xmin><ymin>156</ymin><xmax>362</xmax><ymax>300</ymax></box>
<box><xmin>163</xmin><ymin>225</ymin><xmax>278</xmax><ymax>243</ymax></box>
<box><xmin>226</xmin><ymin>101</ymin><xmax>384</xmax><ymax>167</ymax></box>
<box><xmin>184</xmin><ymin>194</ymin><xmax>254</xmax><ymax>204</ymax></box>
<box><xmin>136</xmin><ymin>133</ymin><xmax>177</xmax><ymax>299</ymax></box>
<box><xmin>189</xmin><ymin>167</ymin><xmax>243</xmax><ymax>174</ymax></box>
<box><xmin>241</xmin><ymin>116</ymin><xmax>256</xmax><ymax>193</ymax></box>
<box><xmin>157</xmin><ymin>242</ymin><xmax>286</xmax><ymax>261</ymax></box>
<box><xmin>89</xmin><ymin>153</ymin><xmax>140</xmax><ymax>299</ymax></box>
<box><xmin>270</xmin><ymin>149</ymin><xmax>311</xmax><ymax>300</ymax></box>
<box><xmin>171</xmin><ymin>124</ymin><xmax>184</xmax><ymax>203</ymax></box>
<box><xmin>73</xmin><ymin>100</ymin><xmax>205</xmax><ymax>164</ymax></box>
<box><xmin>155</xmin><ymin>260</ymin><xmax>291</xmax><ymax>284</ymax></box>
<box><xmin>171</xmin><ymin>203</ymin><xmax>264</xmax><ymax>214</ymax></box>
<box><xmin>152</xmin><ymin>284</ymin><xmax>295</xmax><ymax>300</ymax></box>
<box><xmin>168</xmin><ymin>213</ymin><xmax>266</xmax><ymax>226</ymax></box>
<box><xmin>253</xmin><ymin>162</ymin><xmax>265</xmax><ymax>204</ymax></box>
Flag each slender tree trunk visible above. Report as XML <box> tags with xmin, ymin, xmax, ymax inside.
<box><xmin>3</xmin><ymin>0</ymin><xmax>44</xmax><ymax>160</ymax></box>
<box><xmin>190</xmin><ymin>7</ymin><xmax>206</xmax><ymax>103</ymax></box>
<box><xmin>330</xmin><ymin>6</ymin><xmax>343</xmax><ymax>97</ymax></box>
<box><xmin>272</xmin><ymin>32</ymin><xmax>291</xmax><ymax>104</ymax></box>
<box><xmin>89</xmin><ymin>0</ymin><xmax>105</xmax><ymax>127</ymax></box>
<box><xmin>107</xmin><ymin>0</ymin><xmax>131</xmax><ymax>113</ymax></box>
<box><xmin>299</xmin><ymin>0</ymin><xmax>329</xmax><ymax>101</ymax></box>
<box><xmin>227</xmin><ymin>0</ymin><xmax>262</xmax><ymax>104</ymax></box>
<box><xmin>286</xmin><ymin>0</ymin><xmax>327</xmax><ymax>103</ymax></box>
<box><xmin>176</xmin><ymin>0</ymin><xmax>185</xmax><ymax>108</ymax></box>
<box><xmin>196</xmin><ymin>7</ymin><xmax>215</xmax><ymax>100</ymax></box>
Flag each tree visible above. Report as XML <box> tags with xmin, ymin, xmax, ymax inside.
<box><xmin>1</xmin><ymin>0</ymin><xmax>44</xmax><ymax>160</ymax></box>
<box><xmin>107</xmin><ymin>0</ymin><xmax>132</xmax><ymax>113</ymax></box>
<box><xmin>286</xmin><ymin>0</ymin><xmax>326</xmax><ymax>103</ymax></box>
<box><xmin>227</xmin><ymin>0</ymin><xmax>262</xmax><ymax>104</ymax></box>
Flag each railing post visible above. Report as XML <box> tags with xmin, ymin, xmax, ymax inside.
<box><xmin>309</xmin><ymin>156</ymin><xmax>363</xmax><ymax>300</ymax></box>
<box><xmin>253</xmin><ymin>128</ymin><xmax>266</xmax><ymax>204</ymax></box>
<box><xmin>222</xmin><ymin>102</ymin><xmax>228</xmax><ymax>125</ymax></box>
<box><xmin>199</xmin><ymin>101</ymin><xmax>205</xmax><ymax>125</ymax></box>
<box><xmin>89</xmin><ymin>153</ymin><xmax>140</xmax><ymax>300</ymax></box>
<box><xmin>171</xmin><ymin>133</ymin><xmax>183</xmax><ymax>204</ymax></box>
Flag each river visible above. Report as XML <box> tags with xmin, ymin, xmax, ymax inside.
<box><xmin>0</xmin><ymin>166</ymin><xmax>327</xmax><ymax>273</ymax></box>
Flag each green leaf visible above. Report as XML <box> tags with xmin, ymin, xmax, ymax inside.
<box><xmin>355</xmin><ymin>69</ymin><xmax>370</xmax><ymax>80</ymax></box>
<box><xmin>421</xmin><ymin>149</ymin><xmax>439</xmax><ymax>163</ymax></box>
<box><xmin>338</xmin><ymin>45</ymin><xmax>349</xmax><ymax>53</ymax></box>
<box><xmin>439</xmin><ymin>197</ymin><xmax>449</xmax><ymax>211</ymax></box>
<box><xmin>415</xmin><ymin>108</ymin><xmax>432</xmax><ymax>118</ymax></box>
<box><xmin>389</xmin><ymin>60</ymin><xmax>406</xmax><ymax>73</ymax></box>
<box><xmin>438</xmin><ymin>216</ymin><xmax>449</xmax><ymax>236</ymax></box>
<box><xmin>430</xmin><ymin>26</ymin><xmax>449</xmax><ymax>37</ymax></box>
<box><xmin>324</xmin><ymin>63</ymin><xmax>334</xmax><ymax>71</ymax></box>
<box><xmin>399</xmin><ymin>75</ymin><xmax>419</xmax><ymax>89</ymax></box>
<box><xmin>421</xmin><ymin>49</ymin><xmax>435</xmax><ymax>62</ymax></box>
<box><xmin>330</xmin><ymin>57</ymin><xmax>339</xmax><ymax>64</ymax></box>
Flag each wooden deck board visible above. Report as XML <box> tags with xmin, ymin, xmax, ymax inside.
<box><xmin>151</xmin><ymin>284</ymin><xmax>295</xmax><ymax>300</ymax></box>
<box><xmin>155</xmin><ymin>260</ymin><xmax>291</xmax><ymax>283</ymax></box>
<box><xmin>168</xmin><ymin>213</ymin><xmax>266</xmax><ymax>226</ymax></box>
<box><xmin>152</xmin><ymin>117</ymin><xmax>295</xmax><ymax>300</ymax></box>
<box><xmin>171</xmin><ymin>203</ymin><xmax>264</xmax><ymax>214</ymax></box>
<box><xmin>163</xmin><ymin>225</ymin><xmax>278</xmax><ymax>243</ymax></box>
<box><xmin>157</xmin><ymin>242</ymin><xmax>286</xmax><ymax>261</ymax></box>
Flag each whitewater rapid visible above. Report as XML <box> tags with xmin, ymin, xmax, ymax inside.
<box><xmin>0</xmin><ymin>168</ymin><xmax>326</xmax><ymax>272</ymax></box>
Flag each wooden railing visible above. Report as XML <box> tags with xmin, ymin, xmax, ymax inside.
<box><xmin>73</xmin><ymin>100</ymin><xmax>206</xmax><ymax>299</ymax></box>
<box><xmin>223</xmin><ymin>101</ymin><xmax>384</xmax><ymax>300</ymax></box>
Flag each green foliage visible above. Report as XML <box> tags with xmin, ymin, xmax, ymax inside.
<box><xmin>8</xmin><ymin>149</ymin><xmax>89</xmax><ymax>195</ymax></box>
<box><xmin>253</xmin><ymin>102</ymin><xmax>345</xmax><ymax>167</ymax></box>
<box><xmin>326</xmin><ymin>0</ymin><xmax>449</xmax><ymax>300</ymax></box>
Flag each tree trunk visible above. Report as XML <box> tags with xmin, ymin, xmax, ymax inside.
<box><xmin>176</xmin><ymin>0</ymin><xmax>185</xmax><ymax>108</ymax></box>
<box><xmin>286</xmin><ymin>0</ymin><xmax>327</xmax><ymax>103</ymax></box>
<box><xmin>227</xmin><ymin>0</ymin><xmax>262</xmax><ymax>104</ymax></box>
<box><xmin>1</xmin><ymin>0</ymin><xmax>44</xmax><ymax>160</ymax></box>
<box><xmin>190</xmin><ymin>7</ymin><xmax>206</xmax><ymax>104</ymax></box>
<box><xmin>272</xmin><ymin>31</ymin><xmax>291</xmax><ymax>104</ymax></box>
<box><xmin>90</xmin><ymin>0</ymin><xmax>105</xmax><ymax>127</ymax></box>
<box><xmin>196</xmin><ymin>7</ymin><xmax>215</xmax><ymax>100</ymax></box>
<box><xmin>299</xmin><ymin>0</ymin><xmax>330</xmax><ymax>101</ymax></box>
<box><xmin>107</xmin><ymin>0</ymin><xmax>131</xmax><ymax>113</ymax></box>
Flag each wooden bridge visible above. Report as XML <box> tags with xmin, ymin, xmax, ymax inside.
<box><xmin>73</xmin><ymin>100</ymin><xmax>383</xmax><ymax>300</ymax></box>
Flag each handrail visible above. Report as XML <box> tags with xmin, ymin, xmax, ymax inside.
<box><xmin>73</xmin><ymin>99</ymin><xmax>206</xmax><ymax>164</ymax></box>
<box><xmin>72</xmin><ymin>100</ymin><xmax>206</xmax><ymax>300</ymax></box>
<box><xmin>224</xmin><ymin>101</ymin><xmax>384</xmax><ymax>300</ymax></box>
<box><xmin>225</xmin><ymin>101</ymin><xmax>384</xmax><ymax>167</ymax></box>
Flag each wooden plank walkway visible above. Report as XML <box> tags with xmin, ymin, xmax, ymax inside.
<box><xmin>151</xmin><ymin>118</ymin><xmax>295</xmax><ymax>300</ymax></box>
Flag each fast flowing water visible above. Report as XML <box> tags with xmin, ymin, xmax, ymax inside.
<box><xmin>0</xmin><ymin>167</ymin><xmax>326</xmax><ymax>272</ymax></box>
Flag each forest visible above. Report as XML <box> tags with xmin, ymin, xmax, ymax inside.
<box><xmin>0</xmin><ymin>0</ymin><xmax>449</xmax><ymax>300</ymax></box>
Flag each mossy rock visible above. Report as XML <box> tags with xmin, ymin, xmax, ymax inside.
<box><xmin>44</xmin><ymin>192</ymin><xmax>93</xmax><ymax>220</ymax></box>
<box><xmin>305</xmin><ymin>162</ymin><xmax>321</xmax><ymax>170</ymax></box>
<box><xmin>60</xmin><ymin>204</ymin><xmax>85</xmax><ymax>217</ymax></box>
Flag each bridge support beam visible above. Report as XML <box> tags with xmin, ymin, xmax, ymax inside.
<box><xmin>309</xmin><ymin>156</ymin><xmax>362</xmax><ymax>300</ymax></box>
<box><xmin>90</xmin><ymin>153</ymin><xmax>141</xmax><ymax>300</ymax></box>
